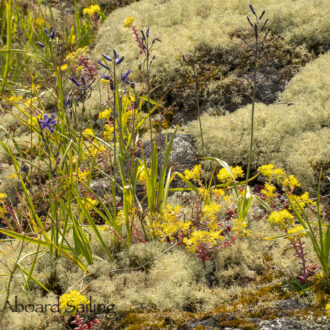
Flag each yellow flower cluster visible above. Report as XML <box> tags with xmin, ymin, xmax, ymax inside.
<box><xmin>84</xmin><ymin>140</ymin><xmax>106</xmax><ymax>158</ymax></box>
<box><xmin>84</xmin><ymin>197</ymin><xmax>99</xmax><ymax>211</ymax></box>
<box><xmin>202</xmin><ymin>202</ymin><xmax>221</xmax><ymax>222</ymax></box>
<box><xmin>149</xmin><ymin>205</ymin><xmax>192</xmax><ymax>241</ymax></box>
<box><xmin>183</xmin><ymin>229</ymin><xmax>223</xmax><ymax>253</ymax></box>
<box><xmin>289</xmin><ymin>192</ymin><xmax>316</xmax><ymax>210</ymax></box>
<box><xmin>232</xmin><ymin>218</ymin><xmax>252</xmax><ymax>238</ymax></box>
<box><xmin>212</xmin><ymin>188</ymin><xmax>225</xmax><ymax>197</ymax></box>
<box><xmin>217</xmin><ymin>166</ymin><xmax>244</xmax><ymax>184</ymax></box>
<box><xmin>123</xmin><ymin>16</ymin><xmax>134</xmax><ymax>28</ymax></box>
<box><xmin>98</xmin><ymin>108</ymin><xmax>111</xmax><ymax>120</ymax></box>
<box><xmin>65</xmin><ymin>47</ymin><xmax>88</xmax><ymax>62</ymax></box>
<box><xmin>82</xmin><ymin>128</ymin><xmax>95</xmax><ymax>138</ymax></box>
<box><xmin>59</xmin><ymin>290</ymin><xmax>89</xmax><ymax>316</ymax></box>
<box><xmin>184</xmin><ymin>164</ymin><xmax>202</xmax><ymax>182</ymax></box>
<box><xmin>0</xmin><ymin>193</ymin><xmax>7</xmax><ymax>217</ymax></box>
<box><xmin>257</xmin><ymin>164</ymin><xmax>300</xmax><ymax>191</ymax></box>
<box><xmin>82</xmin><ymin>4</ymin><xmax>101</xmax><ymax>17</ymax></box>
<box><xmin>287</xmin><ymin>225</ymin><xmax>307</xmax><ymax>241</ymax></box>
<box><xmin>261</xmin><ymin>182</ymin><xmax>277</xmax><ymax>200</ymax></box>
<box><xmin>72</xmin><ymin>169</ymin><xmax>90</xmax><ymax>184</ymax></box>
<box><xmin>267</xmin><ymin>209</ymin><xmax>294</xmax><ymax>230</ymax></box>
<box><xmin>326</xmin><ymin>303</ymin><xmax>330</xmax><ymax>316</ymax></box>
<box><xmin>104</xmin><ymin>123</ymin><xmax>117</xmax><ymax>141</ymax></box>
<box><xmin>283</xmin><ymin>175</ymin><xmax>301</xmax><ymax>190</ymax></box>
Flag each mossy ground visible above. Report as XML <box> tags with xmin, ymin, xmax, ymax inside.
<box><xmin>0</xmin><ymin>0</ymin><xmax>329</xmax><ymax>329</ymax></box>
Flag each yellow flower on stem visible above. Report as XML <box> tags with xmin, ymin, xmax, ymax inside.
<box><xmin>184</xmin><ymin>164</ymin><xmax>202</xmax><ymax>182</ymax></box>
<box><xmin>82</xmin><ymin>4</ymin><xmax>101</xmax><ymax>17</ymax></box>
<box><xmin>82</xmin><ymin>128</ymin><xmax>95</xmax><ymax>138</ymax></box>
<box><xmin>287</xmin><ymin>225</ymin><xmax>307</xmax><ymax>241</ymax></box>
<box><xmin>217</xmin><ymin>166</ymin><xmax>244</xmax><ymax>184</ymax></box>
<box><xmin>232</xmin><ymin>218</ymin><xmax>252</xmax><ymax>238</ymax></box>
<box><xmin>123</xmin><ymin>16</ymin><xmax>134</xmax><ymax>28</ymax></box>
<box><xmin>267</xmin><ymin>209</ymin><xmax>294</xmax><ymax>230</ymax></box>
<box><xmin>59</xmin><ymin>290</ymin><xmax>89</xmax><ymax>316</ymax></box>
<box><xmin>98</xmin><ymin>108</ymin><xmax>111</xmax><ymax>120</ymax></box>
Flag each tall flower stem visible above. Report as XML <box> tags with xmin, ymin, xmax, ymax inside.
<box><xmin>245</xmin><ymin>35</ymin><xmax>258</xmax><ymax>192</ymax></box>
<box><xmin>242</xmin><ymin>5</ymin><xmax>268</xmax><ymax>204</ymax></box>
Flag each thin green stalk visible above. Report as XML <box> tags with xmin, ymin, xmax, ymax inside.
<box><xmin>194</xmin><ymin>67</ymin><xmax>205</xmax><ymax>157</ymax></box>
<box><xmin>1</xmin><ymin>0</ymin><xmax>12</xmax><ymax>92</ymax></box>
<box><xmin>245</xmin><ymin>31</ymin><xmax>258</xmax><ymax>197</ymax></box>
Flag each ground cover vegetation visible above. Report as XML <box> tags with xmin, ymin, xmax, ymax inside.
<box><xmin>0</xmin><ymin>0</ymin><xmax>329</xmax><ymax>329</ymax></box>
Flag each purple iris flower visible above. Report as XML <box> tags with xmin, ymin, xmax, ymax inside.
<box><xmin>98</xmin><ymin>60</ymin><xmax>110</xmax><ymax>70</ymax></box>
<box><xmin>68</xmin><ymin>76</ymin><xmax>81</xmax><ymax>87</ymax></box>
<box><xmin>36</xmin><ymin>41</ymin><xmax>45</xmax><ymax>48</ymax></box>
<box><xmin>115</xmin><ymin>56</ymin><xmax>124</xmax><ymax>65</ymax></box>
<box><xmin>101</xmin><ymin>50</ymin><xmax>124</xmax><ymax>66</ymax></box>
<box><xmin>121</xmin><ymin>70</ymin><xmax>131</xmax><ymax>83</ymax></box>
<box><xmin>20</xmin><ymin>164</ymin><xmax>29</xmax><ymax>174</ymax></box>
<box><xmin>113</xmin><ymin>50</ymin><xmax>124</xmax><ymax>65</ymax></box>
<box><xmin>146</xmin><ymin>27</ymin><xmax>149</xmax><ymax>38</ymax></box>
<box><xmin>44</xmin><ymin>27</ymin><xmax>55</xmax><ymax>40</ymax></box>
<box><xmin>38</xmin><ymin>113</ymin><xmax>57</xmax><ymax>133</ymax></box>
<box><xmin>102</xmin><ymin>53</ymin><xmax>112</xmax><ymax>62</ymax></box>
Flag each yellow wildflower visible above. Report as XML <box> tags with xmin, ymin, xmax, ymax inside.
<box><xmin>289</xmin><ymin>192</ymin><xmax>316</xmax><ymax>210</ymax></box>
<box><xmin>326</xmin><ymin>303</ymin><xmax>330</xmax><ymax>316</ymax></box>
<box><xmin>0</xmin><ymin>193</ymin><xmax>8</xmax><ymax>200</ymax></box>
<box><xmin>72</xmin><ymin>169</ymin><xmax>90</xmax><ymax>184</ymax></box>
<box><xmin>267</xmin><ymin>209</ymin><xmax>294</xmax><ymax>230</ymax></box>
<box><xmin>197</xmin><ymin>188</ymin><xmax>208</xmax><ymax>199</ymax></box>
<box><xmin>258</xmin><ymin>164</ymin><xmax>275</xmax><ymax>177</ymax></box>
<box><xmin>59</xmin><ymin>290</ymin><xmax>89</xmax><ymax>316</ymax></box>
<box><xmin>283</xmin><ymin>175</ymin><xmax>301</xmax><ymax>190</ymax></box>
<box><xmin>274</xmin><ymin>168</ymin><xmax>285</xmax><ymax>180</ymax></box>
<box><xmin>261</xmin><ymin>182</ymin><xmax>277</xmax><ymax>200</ymax></box>
<box><xmin>84</xmin><ymin>198</ymin><xmax>99</xmax><ymax>211</ymax></box>
<box><xmin>60</xmin><ymin>64</ymin><xmax>68</xmax><ymax>71</ymax></box>
<box><xmin>123</xmin><ymin>16</ymin><xmax>134</xmax><ymax>28</ymax></box>
<box><xmin>82</xmin><ymin>4</ymin><xmax>101</xmax><ymax>17</ymax></box>
<box><xmin>148</xmin><ymin>205</ymin><xmax>192</xmax><ymax>242</ymax></box>
<box><xmin>287</xmin><ymin>225</ymin><xmax>307</xmax><ymax>240</ymax></box>
<box><xmin>217</xmin><ymin>166</ymin><xmax>244</xmax><ymax>183</ymax></box>
<box><xmin>212</xmin><ymin>188</ymin><xmax>225</xmax><ymax>197</ymax></box>
<box><xmin>98</xmin><ymin>108</ymin><xmax>111</xmax><ymax>120</ymax></box>
<box><xmin>104</xmin><ymin>123</ymin><xmax>117</xmax><ymax>140</ymax></box>
<box><xmin>183</xmin><ymin>229</ymin><xmax>223</xmax><ymax>253</ymax></box>
<box><xmin>184</xmin><ymin>164</ymin><xmax>202</xmax><ymax>182</ymax></box>
<box><xmin>82</xmin><ymin>128</ymin><xmax>95</xmax><ymax>138</ymax></box>
<box><xmin>85</xmin><ymin>141</ymin><xmax>106</xmax><ymax>158</ymax></box>
<box><xmin>232</xmin><ymin>218</ymin><xmax>252</xmax><ymax>238</ymax></box>
<box><xmin>202</xmin><ymin>202</ymin><xmax>221</xmax><ymax>222</ymax></box>
<box><xmin>122</xmin><ymin>94</ymin><xmax>136</xmax><ymax>104</ymax></box>
<box><xmin>8</xmin><ymin>94</ymin><xmax>23</xmax><ymax>103</ymax></box>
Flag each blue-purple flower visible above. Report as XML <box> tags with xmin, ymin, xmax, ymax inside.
<box><xmin>121</xmin><ymin>70</ymin><xmax>131</xmax><ymax>83</ymax></box>
<box><xmin>20</xmin><ymin>164</ymin><xmax>29</xmax><ymax>174</ymax></box>
<box><xmin>101</xmin><ymin>50</ymin><xmax>124</xmax><ymax>66</ymax></box>
<box><xmin>44</xmin><ymin>27</ymin><xmax>55</xmax><ymax>40</ymax></box>
<box><xmin>38</xmin><ymin>113</ymin><xmax>56</xmax><ymax>133</ymax></box>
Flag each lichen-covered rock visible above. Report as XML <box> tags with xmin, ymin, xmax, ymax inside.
<box><xmin>86</xmin><ymin>0</ymin><xmax>328</xmax><ymax>122</ymax></box>
<box><xmin>184</xmin><ymin>52</ymin><xmax>330</xmax><ymax>193</ymax></box>
<box><xmin>140</xmin><ymin>133</ymin><xmax>198</xmax><ymax>174</ymax></box>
